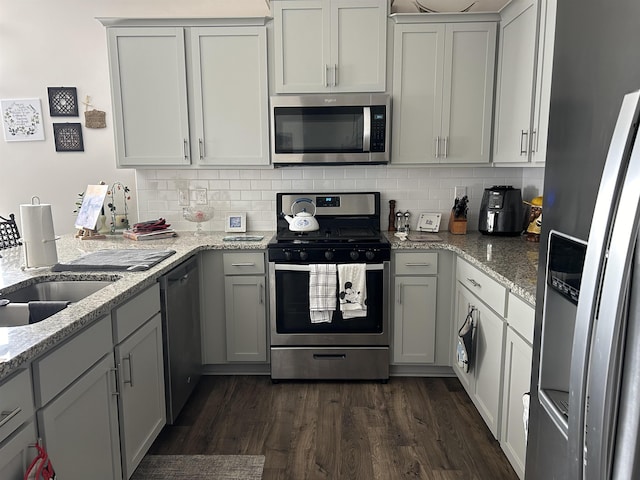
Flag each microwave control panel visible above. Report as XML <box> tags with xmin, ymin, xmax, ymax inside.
<box><xmin>371</xmin><ymin>106</ymin><xmax>386</xmax><ymax>152</ymax></box>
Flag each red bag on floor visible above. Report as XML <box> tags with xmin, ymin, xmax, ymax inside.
<box><xmin>24</xmin><ymin>442</ymin><xmax>56</xmax><ymax>480</ymax></box>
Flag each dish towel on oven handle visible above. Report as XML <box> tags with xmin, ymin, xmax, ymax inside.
<box><xmin>338</xmin><ymin>263</ymin><xmax>367</xmax><ymax>319</ymax></box>
<box><xmin>309</xmin><ymin>264</ymin><xmax>337</xmax><ymax>323</ymax></box>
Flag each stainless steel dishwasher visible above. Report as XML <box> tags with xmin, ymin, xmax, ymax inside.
<box><xmin>159</xmin><ymin>255</ymin><xmax>202</xmax><ymax>424</ymax></box>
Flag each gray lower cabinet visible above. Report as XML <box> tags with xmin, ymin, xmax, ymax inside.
<box><xmin>112</xmin><ymin>284</ymin><xmax>165</xmax><ymax>479</ymax></box>
<box><xmin>201</xmin><ymin>251</ymin><xmax>268</xmax><ymax>365</ymax></box>
<box><xmin>0</xmin><ymin>368</ymin><xmax>37</xmax><ymax>480</ymax></box>
<box><xmin>452</xmin><ymin>258</ymin><xmax>508</xmax><ymax>439</ymax></box>
<box><xmin>392</xmin><ymin>252</ymin><xmax>439</xmax><ymax>363</ymax></box>
<box><xmin>37</xmin><ymin>353</ymin><xmax>122</xmax><ymax>480</ymax></box>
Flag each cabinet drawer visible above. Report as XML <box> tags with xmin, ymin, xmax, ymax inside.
<box><xmin>0</xmin><ymin>369</ymin><xmax>34</xmax><ymax>442</ymax></box>
<box><xmin>223</xmin><ymin>252</ymin><xmax>265</xmax><ymax>275</ymax></box>
<box><xmin>507</xmin><ymin>293</ymin><xmax>535</xmax><ymax>344</ymax></box>
<box><xmin>394</xmin><ymin>252</ymin><xmax>438</xmax><ymax>275</ymax></box>
<box><xmin>112</xmin><ymin>283</ymin><xmax>161</xmax><ymax>343</ymax></box>
<box><xmin>33</xmin><ymin>315</ymin><xmax>112</xmax><ymax>407</ymax></box>
<box><xmin>457</xmin><ymin>257</ymin><xmax>507</xmax><ymax>316</ymax></box>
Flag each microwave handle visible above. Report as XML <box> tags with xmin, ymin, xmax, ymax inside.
<box><xmin>363</xmin><ymin>107</ymin><xmax>371</xmax><ymax>152</ymax></box>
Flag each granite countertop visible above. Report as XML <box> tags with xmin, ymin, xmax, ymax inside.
<box><xmin>387</xmin><ymin>231</ymin><xmax>541</xmax><ymax>304</ymax></box>
<box><xmin>0</xmin><ymin>229</ymin><xmax>541</xmax><ymax>382</ymax></box>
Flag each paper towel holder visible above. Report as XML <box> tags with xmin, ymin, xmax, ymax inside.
<box><xmin>21</xmin><ymin>196</ymin><xmax>60</xmax><ymax>270</ymax></box>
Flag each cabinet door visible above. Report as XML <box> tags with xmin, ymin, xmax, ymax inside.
<box><xmin>391</xmin><ymin>23</ymin><xmax>445</xmax><ymax>164</ymax></box>
<box><xmin>393</xmin><ymin>276</ymin><xmax>437</xmax><ymax>364</ymax></box>
<box><xmin>38</xmin><ymin>354</ymin><xmax>122</xmax><ymax>480</ymax></box>
<box><xmin>273</xmin><ymin>1</ymin><xmax>328</xmax><ymax>93</ymax></box>
<box><xmin>330</xmin><ymin>0</ymin><xmax>387</xmax><ymax>92</ymax></box>
<box><xmin>492</xmin><ymin>0</ymin><xmax>538</xmax><ymax>164</ymax></box>
<box><xmin>441</xmin><ymin>23</ymin><xmax>496</xmax><ymax>163</ymax></box>
<box><xmin>531</xmin><ymin>0</ymin><xmax>556</xmax><ymax>164</ymax></box>
<box><xmin>224</xmin><ymin>275</ymin><xmax>267</xmax><ymax>362</ymax></box>
<box><xmin>115</xmin><ymin>314</ymin><xmax>166</xmax><ymax>479</ymax></box>
<box><xmin>191</xmin><ymin>27</ymin><xmax>269</xmax><ymax>166</ymax></box>
<box><xmin>501</xmin><ymin>327</ymin><xmax>532</xmax><ymax>479</ymax></box>
<box><xmin>107</xmin><ymin>27</ymin><xmax>190</xmax><ymax>166</ymax></box>
<box><xmin>473</xmin><ymin>294</ymin><xmax>507</xmax><ymax>438</ymax></box>
<box><xmin>0</xmin><ymin>422</ymin><xmax>37</xmax><ymax>480</ymax></box>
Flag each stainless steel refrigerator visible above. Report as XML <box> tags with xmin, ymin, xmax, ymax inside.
<box><xmin>526</xmin><ymin>0</ymin><xmax>640</xmax><ymax>478</ymax></box>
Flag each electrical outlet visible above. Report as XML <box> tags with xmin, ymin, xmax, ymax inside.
<box><xmin>195</xmin><ymin>188</ymin><xmax>208</xmax><ymax>205</ymax></box>
<box><xmin>178</xmin><ymin>188</ymin><xmax>189</xmax><ymax>206</ymax></box>
<box><xmin>455</xmin><ymin>186</ymin><xmax>467</xmax><ymax>199</ymax></box>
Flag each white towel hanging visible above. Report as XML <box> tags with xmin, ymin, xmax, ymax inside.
<box><xmin>338</xmin><ymin>263</ymin><xmax>367</xmax><ymax>319</ymax></box>
<box><xmin>309</xmin><ymin>264</ymin><xmax>337</xmax><ymax>323</ymax></box>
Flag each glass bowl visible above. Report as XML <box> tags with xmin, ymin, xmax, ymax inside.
<box><xmin>182</xmin><ymin>206</ymin><xmax>214</xmax><ymax>236</ymax></box>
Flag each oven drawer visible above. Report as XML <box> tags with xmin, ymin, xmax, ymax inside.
<box><xmin>394</xmin><ymin>252</ymin><xmax>438</xmax><ymax>275</ymax></box>
<box><xmin>223</xmin><ymin>253</ymin><xmax>265</xmax><ymax>275</ymax></box>
<box><xmin>271</xmin><ymin>347</ymin><xmax>389</xmax><ymax>381</ymax></box>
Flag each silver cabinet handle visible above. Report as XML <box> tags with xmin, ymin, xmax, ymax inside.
<box><xmin>183</xmin><ymin>139</ymin><xmax>189</xmax><ymax>160</ymax></box>
<box><xmin>259</xmin><ymin>283</ymin><xmax>264</xmax><ymax>304</ymax></box>
<box><xmin>405</xmin><ymin>263</ymin><xmax>431</xmax><ymax>267</ymax></box>
<box><xmin>324</xmin><ymin>64</ymin><xmax>329</xmax><ymax>87</ymax></box>
<box><xmin>231</xmin><ymin>262</ymin><xmax>256</xmax><ymax>267</ymax></box>
<box><xmin>110</xmin><ymin>367</ymin><xmax>120</xmax><ymax>396</ymax></box>
<box><xmin>520</xmin><ymin>130</ymin><xmax>529</xmax><ymax>155</ymax></box>
<box><xmin>466</xmin><ymin>278</ymin><xmax>481</xmax><ymax>288</ymax></box>
<box><xmin>434</xmin><ymin>136</ymin><xmax>440</xmax><ymax>158</ymax></box>
<box><xmin>123</xmin><ymin>353</ymin><xmax>134</xmax><ymax>387</ymax></box>
<box><xmin>397</xmin><ymin>284</ymin><xmax>403</xmax><ymax>304</ymax></box>
<box><xmin>531</xmin><ymin>129</ymin><xmax>537</xmax><ymax>153</ymax></box>
<box><xmin>363</xmin><ymin>107</ymin><xmax>371</xmax><ymax>152</ymax></box>
<box><xmin>0</xmin><ymin>407</ymin><xmax>21</xmax><ymax>428</ymax></box>
<box><xmin>444</xmin><ymin>136</ymin><xmax>449</xmax><ymax>158</ymax></box>
<box><xmin>333</xmin><ymin>64</ymin><xmax>337</xmax><ymax>87</ymax></box>
<box><xmin>199</xmin><ymin>138</ymin><xmax>204</xmax><ymax>160</ymax></box>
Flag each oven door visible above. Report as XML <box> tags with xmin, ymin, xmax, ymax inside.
<box><xmin>268</xmin><ymin>262</ymin><xmax>390</xmax><ymax>347</ymax></box>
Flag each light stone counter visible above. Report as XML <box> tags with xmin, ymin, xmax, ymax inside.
<box><xmin>1</xmin><ymin>229</ymin><xmax>540</xmax><ymax>382</ymax></box>
<box><xmin>0</xmin><ymin>231</ymin><xmax>273</xmax><ymax>381</ymax></box>
<box><xmin>388</xmin><ymin>231</ymin><xmax>541</xmax><ymax>305</ymax></box>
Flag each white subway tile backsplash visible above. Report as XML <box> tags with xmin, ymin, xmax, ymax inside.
<box><xmin>135</xmin><ymin>166</ymin><xmax>542</xmax><ymax>231</ymax></box>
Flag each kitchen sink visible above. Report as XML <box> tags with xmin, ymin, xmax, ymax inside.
<box><xmin>0</xmin><ymin>303</ymin><xmax>30</xmax><ymax>327</ymax></box>
<box><xmin>1</xmin><ymin>279</ymin><xmax>114</xmax><ymax>303</ymax></box>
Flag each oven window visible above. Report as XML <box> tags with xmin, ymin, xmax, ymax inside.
<box><xmin>274</xmin><ymin>268</ymin><xmax>384</xmax><ymax>333</ymax></box>
<box><xmin>274</xmin><ymin>106</ymin><xmax>364</xmax><ymax>154</ymax></box>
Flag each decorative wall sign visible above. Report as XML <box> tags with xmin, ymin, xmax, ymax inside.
<box><xmin>53</xmin><ymin>122</ymin><xmax>84</xmax><ymax>152</ymax></box>
<box><xmin>48</xmin><ymin>87</ymin><xmax>78</xmax><ymax>116</ymax></box>
<box><xmin>1</xmin><ymin>98</ymin><xmax>45</xmax><ymax>141</ymax></box>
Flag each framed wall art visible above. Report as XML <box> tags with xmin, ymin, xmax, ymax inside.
<box><xmin>225</xmin><ymin>213</ymin><xmax>246</xmax><ymax>233</ymax></box>
<box><xmin>1</xmin><ymin>98</ymin><xmax>45</xmax><ymax>142</ymax></box>
<box><xmin>53</xmin><ymin>122</ymin><xmax>84</xmax><ymax>152</ymax></box>
<box><xmin>48</xmin><ymin>86</ymin><xmax>78</xmax><ymax>116</ymax></box>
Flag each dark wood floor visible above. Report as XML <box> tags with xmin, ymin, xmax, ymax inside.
<box><xmin>149</xmin><ymin>375</ymin><xmax>518</xmax><ymax>480</ymax></box>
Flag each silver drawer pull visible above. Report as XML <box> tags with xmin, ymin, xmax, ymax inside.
<box><xmin>110</xmin><ymin>368</ymin><xmax>120</xmax><ymax>396</ymax></box>
<box><xmin>0</xmin><ymin>407</ymin><xmax>22</xmax><ymax>428</ymax></box>
<box><xmin>405</xmin><ymin>263</ymin><xmax>431</xmax><ymax>267</ymax></box>
<box><xmin>231</xmin><ymin>262</ymin><xmax>256</xmax><ymax>267</ymax></box>
<box><xmin>467</xmin><ymin>278</ymin><xmax>481</xmax><ymax>288</ymax></box>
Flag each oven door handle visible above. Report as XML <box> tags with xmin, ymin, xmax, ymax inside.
<box><xmin>273</xmin><ymin>264</ymin><xmax>384</xmax><ymax>272</ymax></box>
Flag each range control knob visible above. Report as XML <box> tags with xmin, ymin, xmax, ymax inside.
<box><xmin>350</xmin><ymin>250</ymin><xmax>360</xmax><ymax>261</ymax></box>
<box><xmin>324</xmin><ymin>250</ymin><xmax>334</xmax><ymax>261</ymax></box>
<box><xmin>299</xmin><ymin>250</ymin><xmax>309</xmax><ymax>261</ymax></box>
<box><xmin>283</xmin><ymin>250</ymin><xmax>292</xmax><ymax>261</ymax></box>
<box><xmin>365</xmin><ymin>250</ymin><xmax>375</xmax><ymax>260</ymax></box>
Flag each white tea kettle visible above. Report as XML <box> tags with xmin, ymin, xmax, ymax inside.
<box><xmin>281</xmin><ymin>197</ymin><xmax>320</xmax><ymax>232</ymax></box>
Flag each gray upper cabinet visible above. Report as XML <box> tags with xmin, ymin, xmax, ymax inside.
<box><xmin>493</xmin><ymin>0</ymin><xmax>556</xmax><ymax>164</ymax></box>
<box><xmin>107</xmin><ymin>27</ymin><xmax>191</xmax><ymax>167</ymax></box>
<box><xmin>391</xmin><ymin>15</ymin><xmax>497</xmax><ymax>164</ymax></box>
<box><xmin>272</xmin><ymin>0</ymin><xmax>387</xmax><ymax>93</ymax></box>
<box><xmin>103</xmin><ymin>19</ymin><xmax>270</xmax><ymax>168</ymax></box>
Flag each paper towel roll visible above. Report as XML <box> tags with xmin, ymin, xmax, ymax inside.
<box><xmin>20</xmin><ymin>198</ymin><xmax>58</xmax><ymax>267</ymax></box>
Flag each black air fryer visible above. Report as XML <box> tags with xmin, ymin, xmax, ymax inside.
<box><xmin>478</xmin><ymin>186</ymin><xmax>524</xmax><ymax>235</ymax></box>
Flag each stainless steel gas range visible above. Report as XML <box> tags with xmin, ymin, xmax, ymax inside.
<box><xmin>267</xmin><ymin>192</ymin><xmax>390</xmax><ymax>381</ymax></box>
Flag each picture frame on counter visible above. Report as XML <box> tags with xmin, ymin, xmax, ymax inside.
<box><xmin>225</xmin><ymin>213</ymin><xmax>246</xmax><ymax>233</ymax></box>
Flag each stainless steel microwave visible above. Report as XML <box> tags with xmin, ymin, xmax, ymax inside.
<box><xmin>270</xmin><ymin>94</ymin><xmax>390</xmax><ymax>166</ymax></box>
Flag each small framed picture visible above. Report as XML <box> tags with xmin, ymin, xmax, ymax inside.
<box><xmin>225</xmin><ymin>213</ymin><xmax>246</xmax><ymax>233</ymax></box>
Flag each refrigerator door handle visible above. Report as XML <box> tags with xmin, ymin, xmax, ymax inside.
<box><xmin>582</xmin><ymin>122</ymin><xmax>640</xmax><ymax>480</ymax></box>
<box><xmin>568</xmin><ymin>90</ymin><xmax>640</xmax><ymax>480</ymax></box>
